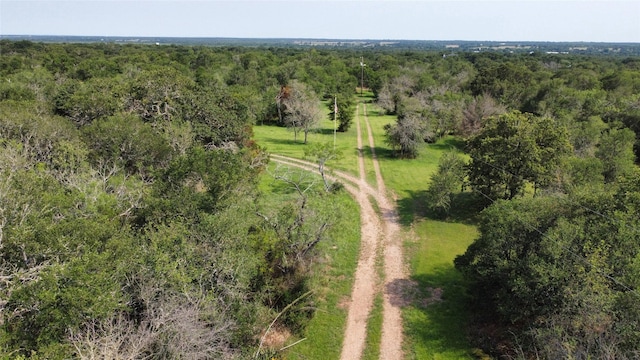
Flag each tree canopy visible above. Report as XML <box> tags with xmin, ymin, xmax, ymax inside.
<box><xmin>1</xmin><ymin>39</ymin><xmax>640</xmax><ymax>359</ymax></box>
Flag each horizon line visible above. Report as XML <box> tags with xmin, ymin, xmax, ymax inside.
<box><xmin>3</xmin><ymin>34</ymin><xmax>640</xmax><ymax>45</ymax></box>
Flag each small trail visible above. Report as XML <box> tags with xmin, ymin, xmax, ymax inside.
<box><xmin>362</xmin><ymin>103</ymin><xmax>405</xmax><ymax>360</ymax></box>
<box><xmin>270</xmin><ymin>101</ymin><xmax>406</xmax><ymax>360</ymax></box>
<box><xmin>270</xmin><ymin>155</ymin><xmax>381</xmax><ymax>360</ymax></box>
<box><xmin>338</xmin><ymin>101</ymin><xmax>383</xmax><ymax>360</ymax></box>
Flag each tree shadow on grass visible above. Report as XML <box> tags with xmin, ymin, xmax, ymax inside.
<box><xmin>429</xmin><ymin>137</ymin><xmax>466</xmax><ymax>152</ymax></box>
<box><xmin>396</xmin><ymin>189</ymin><xmax>428</xmax><ymax>226</ymax></box>
<box><xmin>396</xmin><ymin>190</ymin><xmax>482</xmax><ymax>227</ymax></box>
<box><xmin>316</xmin><ymin>128</ymin><xmax>346</xmax><ymax>136</ymax></box>
<box><xmin>263</xmin><ymin>137</ymin><xmax>308</xmax><ymax>146</ymax></box>
<box><xmin>402</xmin><ymin>264</ymin><xmax>474</xmax><ymax>357</ymax></box>
<box><xmin>369</xmin><ymin>146</ymin><xmax>395</xmax><ymax>160</ymax></box>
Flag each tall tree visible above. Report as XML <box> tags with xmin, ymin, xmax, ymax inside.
<box><xmin>283</xmin><ymin>81</ymin><xmax>322</xmax><ymax>144</ymax></box>
<box><xmin>383</xmin><ymin>111</ymin><xmax>430</xmax><ymax>159</ymax></box>
<box><xmin>459</xmin><ymin>93</ymin><xmax>506</xmax><ymax>137</ymax></box>
<box><xmin>329</xmin><ymin>95</ymin><xmax>356</xmax><ymax>132</ymax></box>
<box><xmin>425</xmin><ymin>150</ymin><xmax>466</xmax><ymax>216</ymax></box>
<box><xmin>466</xmin><ymin>111</ymin><xmax>571</xmax><ymax>201</ymax></box>
<box><xmin>455</xmin><ymin>185</ymin><xmax>640</xmax><ymax>358</ymax></box>
<box><xmin>596</xmin><ymin>127</ymin><xmax>636</xmax><ymax>183</ymax></box>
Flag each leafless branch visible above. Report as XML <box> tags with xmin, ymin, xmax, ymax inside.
<box><xmin>255</xmin><ymin>290</ymin><xmax>313</xmax><ymax>359</ymax></box>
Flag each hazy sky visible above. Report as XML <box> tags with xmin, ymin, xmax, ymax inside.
<box><xmin>2</xmin><ymin>0</ymin><xmax>639</xmax><ymax>42</ymax></box>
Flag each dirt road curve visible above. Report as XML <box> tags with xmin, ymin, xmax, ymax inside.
<box><xmin>270</xmin><ymin>101</ymin><xmax>406</xmax><ymax>360</ymax></box>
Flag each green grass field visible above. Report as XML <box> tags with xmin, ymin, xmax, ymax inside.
<box><xmin>403</xmin><ymin>219</ymin><xmax>477</xmax><ymax>360</ymax></box>
<box><xmin>253</xmin><ymin>94</ymin><xmax>478</xmax><ymax>359</ymax></box>
<box><xmin>253</xmin><ymin>103</ymin><xmax>361</xmax><ymax>177</ymax></box>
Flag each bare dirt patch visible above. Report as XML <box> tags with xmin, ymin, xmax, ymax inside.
<box><xmin>261</xmin><ymin>326</ymin><xmax>292</xmax><ymax>349</ymax></box>
<box><xmin>337</xmin><ymin>296</ymin><xmax>351</xmax><ymax>311</ymax></box>
<box><xmin>421</xmin><ymin>287</ymin><xmax>444</xmax><ymax>307</ymax></box>
<box><xmin>386</xmin><ymin>279</ymin><xmax>420</xmax><ymax>308</ymax></box>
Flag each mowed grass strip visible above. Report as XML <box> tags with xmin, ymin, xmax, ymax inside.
<box><xmin>404</xmin><ymin>220</ymin><xmax>477</xmax><ymax>360</ymax></box>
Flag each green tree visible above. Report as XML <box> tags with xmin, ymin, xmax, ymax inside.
<box><xmin>569</xmin><ymin>115</ymin><xmax>608</xmax><ymax>157</ymax></box>
<box><xmin>466</xmin><ymin>111</ymin><xmax>571</xmax><ymax>200</ymax></box>
<box><xmin>123</xmin><ymin>66</ymin><xmax>193</xmax><ymax>122</ymax></box>
<box><xmin>182</xmin><ymin>86</ymin><xmax>253</xmax><ymax>147</ymax></box>
<box><xmin>53</xmin><ymin>77</ymin><xmax>123</xmax><ymax>126</ymax></box>
<box><xmin>81</xmin><ymin>114</ymin><xmax>172</xmax><ymax>176</ymax></box>
<box><xmin>455</xmin><ymin>187</ymin><xmax>640</xmax><ymax>358</ymax></box>
<box><xmin>596</xmin><ymin>127</ymin><xmax>636</xmax><ymax>183</ymax></box>
<box><xmin>469</xmin><ymin>58</ymin><xmax>537</xmax><ymax>108</ymax></box>
<box><xmin>425</xmin><ymin>150</ymin><xmax>466</xmax><ymax>216</ymax></box>
<box><xmin>3</xmin><ymin>252</ymin><xmax>127</xmax><ymax>357</ymax></box>
<box><xmin>383</xmin><ymin>112</ymin><xmax>429</xmax><ymax>159</ymax></box>
<box><xmin>329</xmin><ymin>95</ymin><xmax>356</xmax><ymax>132</ymax></box>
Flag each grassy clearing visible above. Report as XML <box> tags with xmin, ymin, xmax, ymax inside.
<box><xmin>403</xmin><ymin>220</ymin><xmax>477</xmax><ymax>360</ymax></box>
<box><xmin>252</xmin><ymin>102</ymin><xmax>361</xmax><ymax>176</ymax></box>
<box><xmin>254</xmin><ymin>95</ymin><xmax>478</xmax><ymax>359</ymax></box>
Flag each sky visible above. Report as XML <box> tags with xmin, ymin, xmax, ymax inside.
<box><xmin>1</xmin><ymin>0</ymin><xmax>639</xmax><ymax>43</ymax></box>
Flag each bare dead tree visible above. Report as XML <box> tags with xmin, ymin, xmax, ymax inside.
<box><xmin>460</xmin><ymin>93</ymin><xmax>506</xmax><ymax>137</ymax></box>
<box><xmin>376</xmin><ymin>84</ymin><xmax>396</xmax><ymax>114</ymax></box>
<box><xmin>303</xmin><ymin>142</ymin><xmax>340</xmax><ymax>192</ymax></box>
<box><xmin>283</xmin><ymin>81</ymin><xmax>322</xmax><ymax>144</ymax></box>
<box><xmin>260</xmin><ymin>164</ymin><xmax>332</xmax><ymax>271</ymax></box>
<box><xmin>275</xmin><ymin>85</ymin><xmax>290</xmax><ymax>123</ymax></box>
<box><xmin>70</xmin><ymin>288</ymin><xmax>236</xmax><ymax>360</ymax></box>
<box><xmin>268</xmin><ymin>163</ymin><xmax>317</xmax><ymax>200</ymax></box>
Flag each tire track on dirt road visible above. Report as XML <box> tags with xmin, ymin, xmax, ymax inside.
<box><xmin>361</xmin><ymin>102</ymin><xmax>405</xmax><ymax>360</ymax></box>
<box><xmin>270</xmin><ymin>100</ymin><xmax>406</xmax><ymax>360</ymax></box>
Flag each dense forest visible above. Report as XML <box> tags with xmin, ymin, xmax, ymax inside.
<box><xmin>1</xmin><ymin>40</ymin><xmax>639</xmax><ymax>359</ymax></box>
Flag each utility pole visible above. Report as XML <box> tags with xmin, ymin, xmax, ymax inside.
<box><xmin>333</xmin><ymin>95</ymin><xmax>337</xmax><ymax>150</ymax></box>
<box><xmin>360</xmin><ymin>56</ymin><xmax>366</xmax><ymax>96</ymax></box>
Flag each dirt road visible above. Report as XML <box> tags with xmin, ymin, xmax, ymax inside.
<box><xmin>271</xmin><ymin>101</ymin><xmax>406</xmax><ymax>360</ymax></box>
